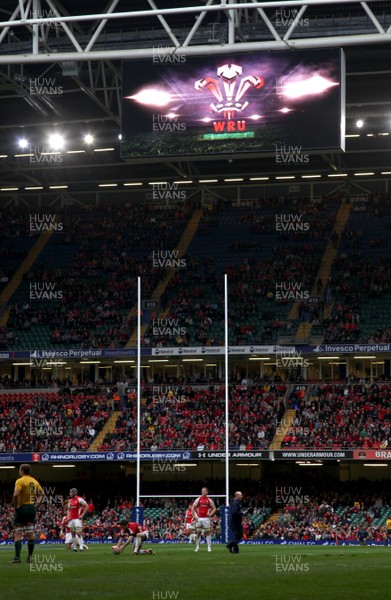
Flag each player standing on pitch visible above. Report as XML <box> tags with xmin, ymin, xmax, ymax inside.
<box><xmin>192</xmin><ymin>487</ymin><xmax>217</xmax><ymax>552</ymax></box>
<box><xmin>10</xmin><ymin>463</ymin><xmax>43</xmax><ymax>563</ymax></box>
<box><xmin>386</xmin><ymin>515</ymin><xmax>391</xmax><ymax>546</ymax></box>
<box><xmin>67</xmin><ymin>488</ymin><xmax>88</xmax><ymax>552</ymax></box>
<box><xmin>184</xmin><ymin>502</ymin><xmax>196</xmax><ymax>543</ymax></box>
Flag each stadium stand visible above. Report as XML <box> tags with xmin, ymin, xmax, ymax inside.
<box><xmin>0</xmin><ymin>391</ymin><xmax>110</xmax><ymax>452</ymax></box>
<box><xmin>282</xmin><ymin>383</ymin><xmax>391</xmax><ymax>450</ymax></box>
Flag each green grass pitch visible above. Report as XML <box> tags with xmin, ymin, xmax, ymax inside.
<box><xmin>1</xmin><ymin>544</ymin><xmax>389</xmax><ymax>600</ymax></box>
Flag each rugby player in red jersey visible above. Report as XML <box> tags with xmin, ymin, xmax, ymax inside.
<box><xmin>67</xmin><ymin>488</ymin><xmax>88</xmax><ymax>552</ymax></box>
<box><xmin>60</xmin><ymin>514</ymin><xmax>88</xmax><ymax>551</ymax></box>
<box><xmin>192</xmin><ymin>487</ymin><xmax>217</xmax><ymax>552</ymax></box>
<box><xmin>184</xmin><ymin>503</ymin><xmax>196</xmax><ymax>543</ymax></box>
<box><xmin>115</xmin><ymin>520</ymin><xmax>155</xmax><ymax>555</ymax></box>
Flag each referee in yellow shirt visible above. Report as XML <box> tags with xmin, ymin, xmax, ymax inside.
<box><xmin>11</xmin><ymin>464</ymin><xmax>43</xmax><ymax>564</ymax></box>
<box><xmin>386</xmin><ymin>516</ymin><xmax>391</xmax><ymax>547</ymax></box>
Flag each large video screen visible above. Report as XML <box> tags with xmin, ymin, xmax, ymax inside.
<box><xmin>121</xmin><ymin>48</ymin><xmax>345</xmax><ymax>160</ymax></box>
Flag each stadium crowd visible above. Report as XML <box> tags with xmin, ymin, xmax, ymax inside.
<box><xmin>0</xmin><ymin>382</ymin><xmax>390</xmax><ymax>452</ymax></box>
<box><xmin>1</xmin><ymin>195</ymin><xmax>391</xmax><ymax>350</ymax></box>
<box><xmin>99</xmin><ymin>383</ymin><xmax>286</xmax><ymax>451</ymax></box>
<box><xmin>0</xmin><ymin>391</ymin><xmax>111</xmax><ymax>452</ymax></box>
<box><xmin>282</xmin><ymin>383</ymin><xmax>391</xmax><ymax>450</ymax></box>
<box><xmin>0</xmin><ymin>197</ymin><xmax>342</xmax><ymax>351</ymax></box>
<box><xmin>1</xmin><ymin>203</ymin><xmax>191</xmax><ymax>350</ymax></box>
<box><xmin>0</xmin><ymin>478</ymin><xmax>389</xmax><ymax>544</ymax></box>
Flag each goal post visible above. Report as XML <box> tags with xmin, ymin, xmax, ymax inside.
<box><xmin>134</xmin><ymin>494</ymin><xmax>228</xmax><ymax>544</ymax></box>
<box><xmin>133</xmin><ymin>276</ymin><xmax>231</xmax><ymax>543</ymax></box>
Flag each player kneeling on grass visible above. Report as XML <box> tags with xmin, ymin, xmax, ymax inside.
<box><xmin>113</xmin><ymin>520</ymin><xmax>155</xmax><ymax>556</ymax></box>
<box><xmin>60</xmin><ymin>515</ymin><xmax>88</xmax><ymax>551</ymax></box>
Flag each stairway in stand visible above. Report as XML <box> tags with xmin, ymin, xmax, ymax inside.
<box><xmin>269</xmin><ymin>409</ymin><xmax>297</xmax><ymax>450</ymax></box>
<box><xmin>88</xmin><ymin>411</ymin><xmax>122</xmax><ymax>451</ymax></box>
<box><xmin>293</xmin><ymin>202</ymin><xmax>352</xmax><ymax>342</ymax></box>
<box><xmin>126</xmin><ymin>208</ymin><xmax>203</xmax><ymax>347</ymax></box>
<box><xmin>0</xmin><ymin>228</ymin><xmax>55</xmax><ymax>327</ymax></box>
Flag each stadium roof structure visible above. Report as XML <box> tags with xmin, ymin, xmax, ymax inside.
<box><xmin>0</xmin><ymin>0</ymin><xmax>391</xmax><ymax>199</ymax></box>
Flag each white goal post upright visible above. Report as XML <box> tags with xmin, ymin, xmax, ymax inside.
<box><xmin>136</xmin><ymin>276</ymin><xmax>141</xmax><ymax>509</ymax></box>
<box><xmin>220</xmin><ymin>274</ymin><xmax>231</xmax><ymax>544</ymax></box>
<box><xmin>224</xmin><ymin>273</ymin><xmax>229</xmax><ymax>507</ymax></box>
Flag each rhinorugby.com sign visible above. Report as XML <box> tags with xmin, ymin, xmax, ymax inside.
<box><xmin>1</xmin><ymin>449</ymin><xmax>389</xmax><ymax>463</ymax></box>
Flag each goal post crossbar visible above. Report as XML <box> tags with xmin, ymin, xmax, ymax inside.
<box><xmin>139</xmin><ymin>494</ymin><xmax>227</xmax><ymax>499</ymax></box>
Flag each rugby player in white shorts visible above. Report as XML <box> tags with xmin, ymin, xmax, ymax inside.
<box><xmin>67</xmin><ymin>488</ymin><xmax>88</xmax><ymax>552</ymax></box>
<box><xmin>60</xmin><ymin>515</ymin><xmax>88</xmax><ymax>551</ymax></box>
<box><xmin>192</xmin><ymin>487</ymin><xmax>216</xmax><ymax>552</ymax></box>
<box><xmin>184</xmin><ymin>503</ymin><xmax>196</xmax><ymax>543</ymax></box>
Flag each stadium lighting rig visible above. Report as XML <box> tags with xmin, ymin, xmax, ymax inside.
<box><xmin>84</xmin><ymin>133</ymin><xmax>94</xmax><ymax>144</ymax></box>
<box><xmin>16</xmin><ymin>131</ymin><xmax>99</xmax><ymax>152</ymax></box>
<box><xmin>18</xmin><ymin>138</ymin><xmax>29</xmax><ymax>149</ymax></box>
<box><xmin>1</xmin><ymin>169</ymin><xmax>390</xmax><ymax>194</ymax></box>
<box><xmin>48</xmin><ymin>133</ymin><xmax>65</xmax><ymax>150</ymax></box>
<box><xmin>113</xmin><ymin>360</ymin><xmax>135</xmax><ymax>363</ymax></box>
